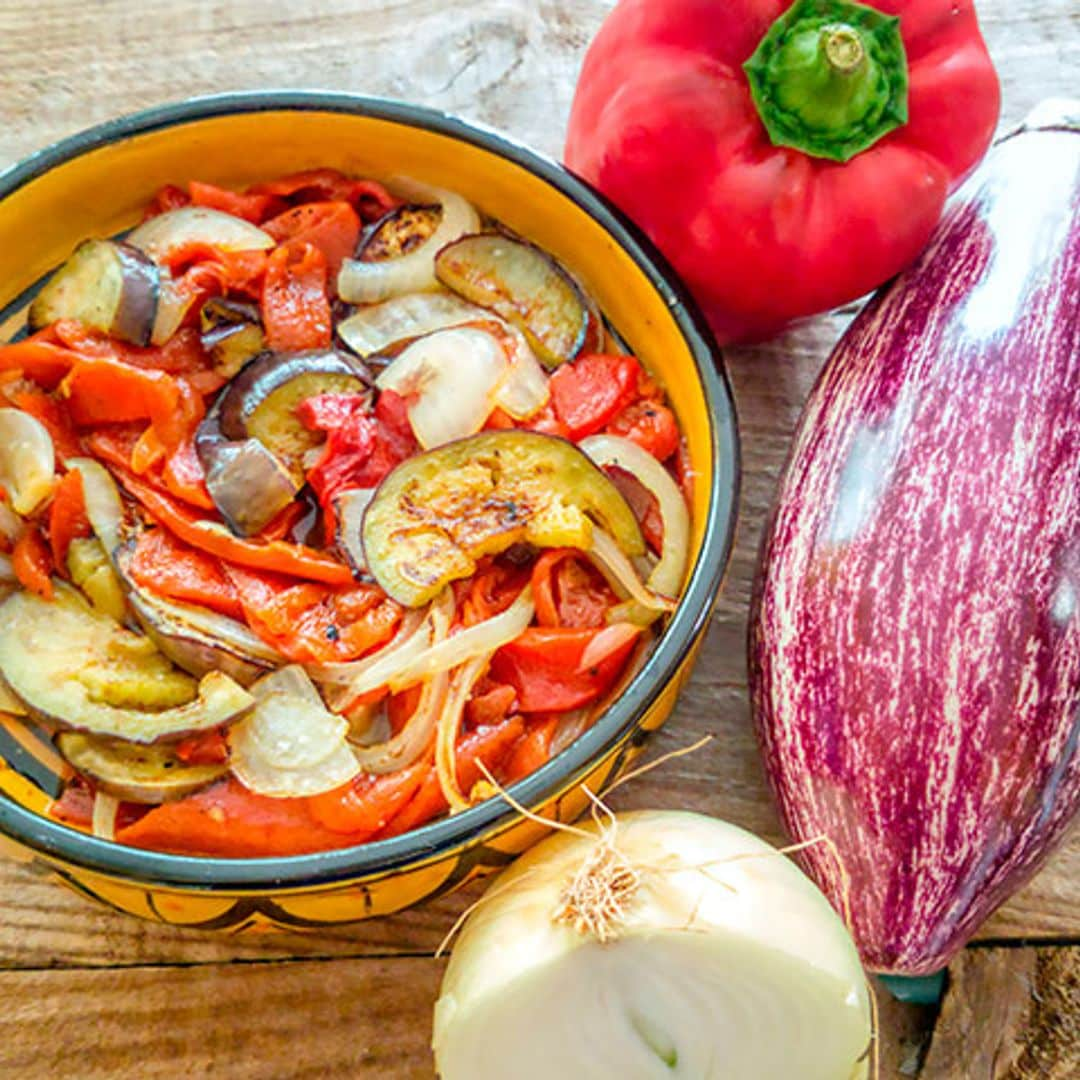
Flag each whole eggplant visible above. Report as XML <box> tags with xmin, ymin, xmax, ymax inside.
<box><xmin>749</xmin><ymin>101</ymin><xmax>1080</xmax><ymax>975</ymax></box>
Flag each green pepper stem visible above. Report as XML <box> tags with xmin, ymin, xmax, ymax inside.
<box><xmin>743</xmin><ymin>0</ymin><xmax>909</xmax><ymax>163</ymax></box>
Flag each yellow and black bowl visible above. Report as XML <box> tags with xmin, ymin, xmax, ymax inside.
<box><xmin>0</xmin><ymin>92</ymin><xmax>739</xmax><ymax>931</ymax></box>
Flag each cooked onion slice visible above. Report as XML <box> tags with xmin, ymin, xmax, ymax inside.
<box><xmin>337</xmin><ymin>292</ymin><xmax>484</xmax><ymax>357</ymax></box>
<box><xmin>127</xmin><ymin>207</ymin><xmax>274</xmax><ymax>262</ymax></box>
<box><xmin>91</xmin><ymin>791</ymin><xmax>120</xmax><ymax>841</ymax></box>
<box><xmin>338</xmin><ymin>183</ymin><xmax>480</xmax><ymax>303</ymax></box>
<box><xmin>229</xmin><ymin>665</ymin><xmax>361</xmax><ymax>798</ymax></box>
<box><xmin>580</xmin><ymin>435</ymin><xmax>690</xmax><ymax>622</ymax></box>
<box><xmin>69</xmin><ymin>458</ymin><xmax>125</xmax><ymax>557</ymax></box>
<box><xmin>351</xmin><ymin>597</ymin><xmax>453</xmax><ymax>774</ymax></box>
<box><xmin>312</xmin><ymin>607</ymin><xmax>432</xmax><ymax>690</ymax></box>
<box><xmin>376</xmin><ymin>327</ymin><xmax>507</xmax><ymax>448</ymax></box>
<box><xmin>387</xmin><ymin>585</ymin><xmax>534</xmax><ymax>693</ymax></box>
<box><xmin>588</xmin><ymin>529</ymin><xmax>676</xmax><ymax>616</ymax></box>
<box><xmin>493</xmin><ymin>324</ymin><xmax>550</xmax><ymax>420</ymax></box>
<box><xmin>437</xmin><ymin>655</ymin><xmax>491</xmax><ymax>814</ymax></box>
<box><xmin>434</xmin><ymin>812</ymin><xmax>872</xmax><ymax>1080</ymax></box>
<box><xmin>0</xmin><ymin>409</ymin><xmax>55</xmax><ymax>515</ymax></box>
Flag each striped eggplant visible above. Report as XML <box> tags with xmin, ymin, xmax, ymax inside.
<box><xmin>749</xmin><ymin>100</ymin><xmax>1080</xmax><ymax>975</ymax></box>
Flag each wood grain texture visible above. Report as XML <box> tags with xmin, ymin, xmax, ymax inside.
<box><xmin>0</xmin><ymin>0</ymin><xmax>1077</xmax><ymax>1076</ymax></box>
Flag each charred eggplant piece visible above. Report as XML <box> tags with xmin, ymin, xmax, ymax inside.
<box><xmin>29</xmin><ymin>239</ymin><xmax>160</xmax><ymax>346</ymax></box>
<box><xmin>201</xmin><ymin>435</ymin><xmax>299</xmax><ymax>537</ymax></box>
<box><xmin>359</xmin><ymin>204</ymin><xmax>442</xmax><ymax>262</ymax></box>
<box><xmin>126</xmin><ymin>207</ymin><xmax>274</xmax><ymax>262</ymax></box>
<box><xmin>434</xmin><ymin>234</ymin><xmax>600</xmax><ymax>368</ymax></box>
<box><xmin>200</xmin><ymin>298</ymin><xmax>266</xmax><ymax>380</ymax></box>
<box><xmin>57</xmin><ymin>732</ymin><xmax>228</xmax><ymax>804</ymax></box>
<box><xmin>362</xmin><ymin>431</ymin><xmax>644</xmax><ymax>606</ymax></box>
<box><xmin>0</xmin><ymin>587</ymin><xmax>253</xmax><ymax>743</ymax></box>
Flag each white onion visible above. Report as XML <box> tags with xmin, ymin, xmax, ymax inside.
<box><xmin>581</xmin><ymin>435</ymin><xmax>690</xmax><ymax>624</ymax></box>
<box><xmin>337</xmin><ymin>292</ymin><xmax>485</xmax><ymax>357</ymax></box>
<box><xmin>351</xmin><ymin>598</ymin><xmax>453</xmax><ymax>775</ymax></box>
<box><xmin>149</xmin><ymin>272</ymin><xmax>194</xmax><ymax>346</ymax></box>
<box><xmin>436</xmin><ymin>654</ymin><xmax>491</xmax><ymax>813</ymax></box>
<box><xmin>127</xmin><ymin>207</ymin><xmax>274</xmax><ymax>262</ymax></box>
<box><xmin>376</xmin><ymin>327</ymin><xmax>507</xmax><ymax>448</ymax></box>
<box><xmin>434</xmin><ymin>811</ymin><xmax>872</xmax><ymax>1080</ymax></box>
<box><xmin>0</xmin><ymin>408</ymin><xmax>55</xmax><ymax>515</ymax></box>
<box><xmin>68</xmin><ymin>458</ymin><xmax>125</xmax><ymax>557</ymax></box>
<box><xmin>229</xmin><ymin>665</ymin><xmax>361</xmax><ymax>797</ymax></box>
<box><xmin>492</xmin><ymin>323</ymin><xmax>550</xmax><ymax>420</ymax></box>
<box><xmin>91</xmin><ymin>792</ymin><xmax>120</xmax><ymax>841</ymax></box>
<box><xmin>386</xmin><ymin>586</ymin><xmax>534</xmax><ymax>693</ymax></box>
<box><xmin>338</xmin><ymin>184</ymin><xmax>480</xmax><ymax>303</ymax></box>
<box><xmin>588</xmin><ymin>529</ymin><xmax>676</xmax><ymax>616</ymax></box>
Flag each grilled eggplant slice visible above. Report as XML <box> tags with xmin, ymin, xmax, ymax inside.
<box><xmin>360</xmin><ymin>204</ymin><xmax>442</xmax><ymax>262</ymax></box>
<box><xmin>201</xmin><ymin>435</ymin><xmax>299</xmax><ymax>537</ymax></box>
<box><xmin>56</xmin><ymin>732</ymin><xmax>228</xmax><ymax>804</ymax></box>
<box><xmin>28</xmin><ymin>239</ymin><xmax>160</xmax><ymax>346</ymax></box>
<box><xmin>200</xmin><ymin>298</ymin><xmax>266</xmax><ymax>380</ymax></box>
<box><xmin>0</xmin><ymin>587</ymin><xmax>252</xmax><ymax>743</ymax></box>
<box><xmin>362</xmin><ymin>431</ymin><xmax>644</xmax><ymax>606</ymax></box>
<box><xmin>434</xmin><ymin>234</ymin><xmax>600</xmax><ymax>367</ymax></box>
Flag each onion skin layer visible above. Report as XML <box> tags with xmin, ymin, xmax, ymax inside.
<box><xmin>750</xmin><ymin>107</ymin><xmax>1080</xmax><ymax>975</ymax></box>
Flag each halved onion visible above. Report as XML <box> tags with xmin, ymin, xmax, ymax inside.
<box><xmin>351</xmin><ymin>596</ymin><xmax>453</xmax><ymax>774</ymax></box>
<box><xmin>587</xmin><ymin>529</ymin><xmax>676</xmax><ymax>616</ymax></box>
<box><xmin>338</xmin><ymin>183</ymin><xmax>480</xmax><ymax>303</ymax></box>
<box><xmin>386</xmin><ymin>585</ymin><xmax>535</xmax><ymax>693</ymax></box>
<box><xmin>229</xmin><ymin>666</ymin><xmax>361</xmax><ymax>798</ymax></box>
<box><xmin>127</xmin><ymin>207</ymin><xmax>274</xmax><ymax>262</ymax></box>
<box><xmin>376</xmin><ymin>327</ymin><xmax>507</xmax><ymax>448</ymax></box>
<box><xmin>580</xmin><ymin>435</ymin><xmax>690</xmax><ymax>622</ymax></box>
<box><xmin>0</xmin><ymin>408</ymin><xmax>55</xmax><ymax>515</ymax></box>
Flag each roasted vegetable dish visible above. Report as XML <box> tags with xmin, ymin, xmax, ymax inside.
<box><xmin>0</xmin><ymin>169</ymin><xmax>691</xmax><ymax>856</ymax></box>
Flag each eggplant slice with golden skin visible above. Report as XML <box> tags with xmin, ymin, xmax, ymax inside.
<box><xmin>362</xmin><ymin>430</ymin><xmax>645</xmax><ymax>607</ymax></box>
<box><xmin>360</xmin><ymin>204</ymin><xmax>442</xmax><ymax>262</ymax></box>
<box><xmin>0</xmin><ymin>587</ymin><xmax>253</xmax><ymax>743</ymax></box>
<box><xmin>29</xmin><ymin>239</ymin><xmax>160</xmax><ymax>347</ymax></box>
<box><xmin>200</xmin><ymin>297</ymin><xmax>266</xmax><ymax>380</ymax></box>
<box><xmin>434</xmin><ymin>233</ymin><xmax>601</xmax><ymax>368</ymax></box>
<box><xmin>56</xmin><ymin>732</ymin><xmax>228</xmax><ymax>804</ymax></box>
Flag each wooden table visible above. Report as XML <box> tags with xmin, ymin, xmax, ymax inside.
<box><xmin>0</xmin><ymin>1</ymin><xmax>1077</xmax><ymax>1076</ymax></box>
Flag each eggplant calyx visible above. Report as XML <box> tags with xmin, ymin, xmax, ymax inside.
<box><xmin>743</xmin><ymin>0</ymin><xmax>909</xmax><ymax>163</ymax></box>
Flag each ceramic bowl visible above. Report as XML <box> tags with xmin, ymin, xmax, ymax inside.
<box><xmin>0</xmin><ymin>92</ymin><xmax>738</xmax><ymax>930</ymax></box>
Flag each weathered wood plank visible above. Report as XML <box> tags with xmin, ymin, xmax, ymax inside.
<box><xmin>0</xmin><ymin>956</ymin><xmax>445</xmax><ymax>1079</ymax></box>
<box><xmin>921</xmin><ymin>947</ymin><xmax>1080</xmax><ymax>1078</ymax></box>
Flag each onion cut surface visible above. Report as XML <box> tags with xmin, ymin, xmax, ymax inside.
<box><xmin>434</xmin><ymin>811</ymin><xmax>871</xmax><ymax>1080</ymax></box>
<box><xmin>0</xmin><ymin>408</ymin><xmax>56</xmax><ymax>515</ymax></box>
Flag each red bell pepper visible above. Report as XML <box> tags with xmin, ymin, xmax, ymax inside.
<box><xmin>262</xmin><ymin>201</ymin><xmax>361</xmax><ymax>288</ymax></box>
<box><xmin>306</xmin><ymin>760</ymin><xmax>428</xmax><ymax>836</ymax></box>
<box><xmin>47</xmin><ymin>469</ymin><xmax>91</xmax><ymax>571</ymax></box>
<box><xmin>489</xmin><ymin>626</ymin><xmax>641</xmax><ymax>712</ymax></box>
<box><xmin>531</xmin><ymin>548</ymin><xmax>616</xmax><ymax>629</ymax></box>
<box><xmin>12</xmin><ymin>526</ymin><xmax>53</xmax><ymax>599</ymax></box>
<box><xmin>548</xmin><ymin>353</ymin><xmax>640</xmax><ymax>440</ymax></box>
<box><xmin>606</xmin><ymin>399</ymin><xmax>679</xmax><ymax>462</ymax></box>
<box><xmin>249</xmin><ymin>169</ymin><xmax>398</xmax><ymax>222</ymax></box>
<box><xmin>128</xmin><ymin>528</ymin><xmax>244</xmax><ymax>619</ymax></box>
<box><xmin>188</xmin><ymin>180</ymin><xmax>284</xmax><ymax>224</ymax></box>
<box><xmin>565</xmin><ymin>0</ymin><xmax>1000</xmax><ymax>343</ymax></box>
<box><xmin>261</xmin><ymin>241</ymin><xmax>333</xmax><ymax>351</ymax></box>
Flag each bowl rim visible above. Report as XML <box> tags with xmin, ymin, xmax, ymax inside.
<box><xmin>0</xmin><ymin>90</ymin><xmax>740</xmax><ymax>890</ymax></box>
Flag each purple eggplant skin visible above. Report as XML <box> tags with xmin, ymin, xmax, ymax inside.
<box><xmin>749</xmin><ymin>102</ymin><xmax>1080</xmax><ymax>976</ymax></box>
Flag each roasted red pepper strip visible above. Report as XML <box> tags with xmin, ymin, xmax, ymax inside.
<box><xmin>128</xmin><ymin>528</ymin><xmax>244</xmax><ymax>619</ymax></box>
<box><xmin>142</xmin><ymin>184</ymin><xmax>191</xmax><ymax>220</ymax></box>
<box><xmin>12</xmin><ymin>526</ymin><xmax>53</xmax><ymax>599</ymax></box>
<box><xmin>262</xmin><ymin>200</ymin><xmax>361</xmax><ymax>288</ymax></box>
<box><xmin>606</xmin><ymin>399</ymin><xmax>679</xmax><ymax>461</ymax></box>
<box><xmin>503</xmin><ymin>715</ymin><xmax>561</xmax><ymax>781</ymax></box>
<box><xmin>379</xmin><ymin>719</ymin><xmax>526</xmax><ymax>839</ymax></box>
<box><xmin>490</xmin><ymin>626</ymin><xmax>641</xmax><ymax>712</ymax></box>
<box><xmin>116</xmin><ymin>777</ymin><xmax>362</xmax><ymax>857</ymax></box>
<box><xmin>222</xmin><ymin>564</ymin><xmax>401</xmax><ymax>663</ymax></box>
<box><xmin>0</xmin><ymin>340</ymin><xmax>82</xmax><ymax>390</ymax></box>
<box><xmin>530</xmin><ymin>548</ymin><xmax>616</xmax><ymax>628</ymax></box>
<box><xmin>261</xmin><ymin>241</ymin><xmax>332</xmax><ymax>351</ymax></box>
<box><xmin>306</xmin><ymin>760</ymin><xmax>428</xmax><ymax>836</ymax></box>
<box><xmin>174</xmin><ymin>729</ymin><xmax>230</xmax><ymax>766</ymax></box>
<box><xmin>188</xmin><ymin>180</ymin><xmax>284</xmax><ymax>225</ymax></box>
<box><xmin>48</xmin><ymin>469</ymin><xmax>91</xmax><ymax>571</ymax></box>
<box><xmin>115</xmin><ymin>468</ymin><xmax>353</xmax><ymax>585</ymax></box>
<box><xmin>549</xmin><ymin>353</ymin><xmax>641</xmax><ymax>440</ymax></box>
<box><xmin>249</xmin><ymin>169</ymin><xmax>398</xmax><ymax>221</ymax></box>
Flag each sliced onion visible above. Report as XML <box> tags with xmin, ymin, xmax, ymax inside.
<box><xmin>127</xmin><ymin>207</ymin><xmax>274</xmax><ymax>262</ymax></box>
<box><xmin>387</xmin><ymin>586</ymin><xmax>534</xmax><ymax>693</ymax></box>
<box><xmin>434</xmin><ymin>812</ymin><xmax>872</xmax><ymax>1080</ymax></box>
<box><xmin>0</xmin><ymin>408</ymin><xmax>55</xmax><ymax>515</ymax></box>
<box><xmin>376</xmin><ymin>327</ymin><xmax>507</xmax><ymax>448</ymax></box>
<box><xmin>587</xmin><ymin>528</ymin><xmax>676</xmax><ymax>616</ymax></box>
<box><xmin>580</xmin><ymin>435</ymin><xmax>690</xmax><ymax>620</ymax></box>
<box><xmin>311</xmin><ymin>607</ymin><xmax>431</xmax><ymax>687</ymax></box>
<box><xmin>149</xmin><ymin>272</ymin><xmax>195</xmax><ymax>345</ymax></box>
<box><xmin>91</xmin><ymin>791</ymin><xmax>120</xmax><ymax>841</ymax></box>
<box><xmin>338</xmin><ymin>184</ymin><xmax>480</xmax><ymax>304</ymax></box>
<box><xmin>351</xmin><ymin>598</ymin><xmax>453</xmax><ymax>774</ymax></box>
<box><xmin>229</xmin><ymin>665</ymin><xmax>361</xmax><ymax>797</ymax></box>
<box><xmin>69</xmin><ymin>458</ymin><xmax>125</xmax><ymax>557</ymax></box>
<box><xmin>437</xmin><ymin>655</ymin><xmax>491</xmax><ymax>814</ymax></box>
<box><xmin>492</xmin><ymin>324</ymin><xmax>550</xmax><ymax>420</ymax></box>
<box><xmin>337</xmin><ymin>292</ymin><xmax>484</xmax><ymax>357</ymax></box>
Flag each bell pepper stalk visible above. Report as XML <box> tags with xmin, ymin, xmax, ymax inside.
<box><xmin>565</xmin><ymin>0</ymin><xmax>1000</xmax><ymax>343</ymax></box>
